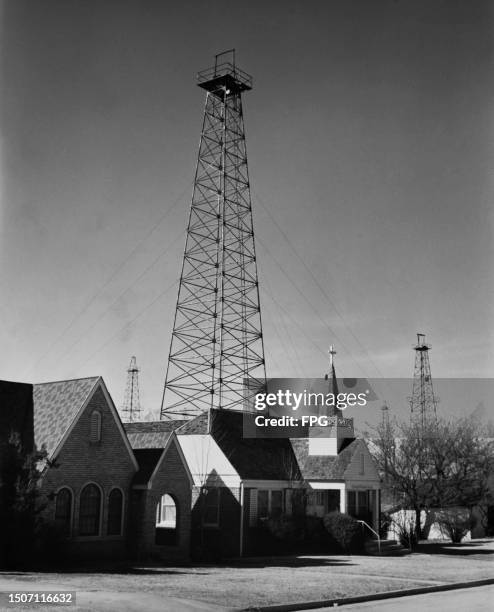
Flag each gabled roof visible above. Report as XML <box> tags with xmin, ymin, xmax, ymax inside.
<box><xmin>290</xmin><ymin>437</ymin><xmax>359</xmax><ymax>480</ymax></box>
<box><xmin>132</xmin><ymin>433</ymin><xmax>193</xmax><ymax>489</ymax></box>
<box><xmin>178</xmin><ymin>409</ymin><xmax>302</xmax><ymax>481</ymax></box>
<box><xmin>133</xmin><ymin>448</ymin><xmax>165</xmax><ymax>485</ymax></box>
<box><xmin>177</xmin><ymin>434</ymin><xmax>241</xmax><ymax>487</ymax></box>
<box><xmin>33</xmin><ymin>377</ymin><xmax>99</xmax><ymax>457</ymax></box>
<box><xmin>124</xmin><ymin>420</ymin><xmax>186</xmax><ymax>449</ymax></box>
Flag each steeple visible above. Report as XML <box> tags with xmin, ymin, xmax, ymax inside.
<box><xmin>309</xmin><ymin>343</ymin><xmax>354</xmax><ymax>456</ymax></box>
<box><xmin>327</xmin><ymin>345</ymin><xmax>342</xmax><ymax>418</ymax></box>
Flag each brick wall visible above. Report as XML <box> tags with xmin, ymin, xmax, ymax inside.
<box><xmin>131</xmin><ymin>439</ymin><xmax>192</xmax><ymax>561</ymax></box>
<box><xmin>39</xmin><ymin>384</ymin><xmax>137</xmax><ymax>560</ymax></box>
<box><xmin>190</xmin><ymin>485</ymin><xmax>241</xmax><ymax>559</ymax></box>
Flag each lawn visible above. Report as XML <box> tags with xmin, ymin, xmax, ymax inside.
<box><xmin>0</xmin><ymin>540</ymin><xmax>492</xmax><ymax>611</ymax></box>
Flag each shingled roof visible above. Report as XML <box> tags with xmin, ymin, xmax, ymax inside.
<box><xmin>177</xmin><ymin>410</ymin><xmax>302</xmax><ymax>481</ymax></box>
<box><xmin>124</xmin><ymin>420</ymin><xmax>186</xmax><ymax>449</ymax></box>
<box><xmin>132</xmin><ymin>448</ymin><xmax>165</xmax><ymax>485</ymax></box>
<box><xmin>290</xmin><ymin>437</ymin><xmax>359</xmax><ymax>480</ymax></box>
<box><xmin>33</xmin><ymin>377</ymin><xmax>99</xmax><ymax>457</ymax></box>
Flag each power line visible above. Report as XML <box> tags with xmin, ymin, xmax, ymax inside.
<box><xmin>253</xmin><ymin>190</ymin><xmax>389</xmax><ymax>381</ymax></box>
<box><xmin>76</xmin><ymin>279</ymin><xmax>179</xmax><ymax>370</ymax></box>
<box><xmin>256</xmin><ymin>235</ymin><xmax>358</xmax><ymax>378</ymax></box>
<box><xmin>53</xmin><ymin>229</ymin><xmax>185</xmax><ymax>365</ymax></box>
<box><xmin>261</xmin><ymin>286</ymin><xmax>326</xmax><ymax>375</ymax></box>
<box><xmin>23</xmin><ymin>182</ymin><xmax>191</xmax><ymax>379</ymax></box>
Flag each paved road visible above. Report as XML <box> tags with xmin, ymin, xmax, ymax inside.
<box><xmin>0</xmin><ymin>578</ymin><xmax>226</xmax><ymax>612</ymax></box>
<box><xmin>309</xmin><ymin>584</ymin><xmax>494</xmax><ymax>611</ymax></box>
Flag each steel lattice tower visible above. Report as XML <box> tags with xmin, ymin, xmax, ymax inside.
<box><xmin>409</xmin><ymin>333</ymin><xmax>438</xmax><ymax>427</ymax></box>
<box><xmin>122</xmin><ymin>356</ymin><xmax>142</xmax><ymax>422</ymax></box>
<box><xmin>161</xmin><ymin>50</ymin><xmax>266</xmax><ymax>419</ymax></box>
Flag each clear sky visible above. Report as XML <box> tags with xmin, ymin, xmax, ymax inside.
<box><xmin>0</xmin><ymin>0</ymin><xmax>492</xmax><ymax>422</ymax></box>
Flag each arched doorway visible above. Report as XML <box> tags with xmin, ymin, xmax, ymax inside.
<box><xmin>155</xmin><ymin>493</ymin><xmax>178</xmax><ymax>545</ymax></box>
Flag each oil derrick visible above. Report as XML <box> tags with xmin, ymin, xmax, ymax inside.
<box><xmin>122</xmin><ymin>356</ymin><xmax>142</xmax><ymax>422</ymax></box>
<box><xmin>161</xmin><ymin>50</ymin><xmax>266</xmax><ymax>419</ymax></box>
<box><xmin>409</xmin><ymin>333</ymin><xmax>438</xmax><ymax>428</ymax></box>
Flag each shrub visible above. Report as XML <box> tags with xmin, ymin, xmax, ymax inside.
<box><xmin>436</xmin><ymin>508</ymin><xmax>476</xmax><ymax>543</ymax></box>
<box><xmin>32</xmin><ymin>522</ymin><xmax>70</xmax><ymax>567</ymax></box>
<box><xmin>266</xmin><ymin>514</ymin><xmax>299</xmax><ymax>542</ymax></box>
<box><xmin>390</xmin><ymin>512</ymin><xmax>418</xmax><ymax>549</ymax></box>
<box><xmin>323</xmin><ymin>511</ymin><xmax>364</xmax><ymax>554</ymax></box>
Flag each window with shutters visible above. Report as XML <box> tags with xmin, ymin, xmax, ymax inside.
<box><xmin>79</xmin><ymin>483</ymin><xmax>101</xmax><ymax>536</ymax></box>
<box><xmin>90</xmin><ymin>411</ymin><xmax>101</xmax><ymax>442</ymax></box>
<box><xmin>256</xmin><ymin>489</ymin><xmax>287</xmax><ymax>522</ymax></box>
<box><xmin>54</xmin><ymin>487</ymin><xmax>72</xmax><ymax>537</ymax></box>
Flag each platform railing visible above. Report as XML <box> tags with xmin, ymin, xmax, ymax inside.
<box><xmin>357</xmin><ymin>519</ymin><xmax>381</xmax><ymax>555</ymax></box>
<box><xmin>197</xmin><ymin>62</ymin><xmax>253</xmax><ymax>89</ymax></box>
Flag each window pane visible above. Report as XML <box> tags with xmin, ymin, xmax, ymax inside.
<box><xmin>358</xmin><ymin>491</ymin><xmax>368</xmax><ymax>512</ymax></box>
<box><xmin>347</xmin><ymin>491</ymin><xmax>356</xmax><ymax>517</ymax></box>
<box><xmin>327</xmin><ymin>490</ymin><xmax>340</xmax><ymax>513</ymax></box>
<box><xmin>271</xmin><ymin>490</ymin><xmax>283</xmax><ymax>517</ymax></box>
<box><xmin>79</xmin><ymin>484</ymin><xmax>101</xmax><ymax>536</ymax></box>
<box><xmin>258</xmin><ymin>490</ymin><xmax>269</xmax><ymax>518</ymax></box>
<box><xmin>55</xmin><ymin>488</ymin><xmax>72</xmax><ymax>537</ymax></box>
<box><xmin>156</xmin><ymin>494</ymin><xmax>177</xmax><ymax>528</ymax></box>
<box><xmin>107</xmin><ymin>489</ymin><xmax>123</xmax><ymax>535</ymax></box>
<box><xmin>162</xmin><ymin>494</ymin><xmax>176</xmax><ymax>528</ymax></box>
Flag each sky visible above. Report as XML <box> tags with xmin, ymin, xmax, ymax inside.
<box><xmin>0</xmin><ymin>0</ymin><xmax>493</xmax><ymax>424</ymax></box>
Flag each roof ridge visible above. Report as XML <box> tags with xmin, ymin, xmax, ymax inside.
<box><xmin>34</xmin><ymin>376</ymin><xmax>100</xmax><ymax>386</ymax></box>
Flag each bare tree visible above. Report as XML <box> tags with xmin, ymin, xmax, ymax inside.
<box><xmin>370</xmin><ymin>415</ymin><xmax>494</xmax><ymax>542</ymax></box>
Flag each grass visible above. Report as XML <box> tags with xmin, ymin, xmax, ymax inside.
<box><xmin>0</xmin><ymin>539</ymin><xmax>493</xmax><ymax>611</ymax></box>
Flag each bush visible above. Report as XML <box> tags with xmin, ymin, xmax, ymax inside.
<box><xmin>436</xmin><ymin>508</ymin><xmax>476</xmax><ymax>543</ymax></box>
<box><xmin>266</xmin><ymin>515</ymin><xmax>300</xmax><ymax>542</ymax></box>
<box><xmin>390</xmin><ymin>512</ymin><xmax>418</xmax><ymax>549</ymax></box>
<box><xmin>32</xmin><ymin>522</ymin><xmax>70</xmax><ymax>566</ymax></box>
<box><xmin>323</xmin><ymin>511</ymin><xmax>365</xmax><ymax>554</ymax></box>
<box><xmin>379</xmin><ymin>511</ymin><xmax>392</xmax><ymax>539</ymax></box>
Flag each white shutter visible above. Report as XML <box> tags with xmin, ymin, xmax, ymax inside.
<box><xmin>249</xmin><ymin>489</ymin><xmax>258</xmax><ymax>526</ymax></box>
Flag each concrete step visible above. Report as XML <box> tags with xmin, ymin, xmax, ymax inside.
<box><xmin>364</xmin><ymin>539</ymin><xmax>411</xmax><ymax>556</ymax></box>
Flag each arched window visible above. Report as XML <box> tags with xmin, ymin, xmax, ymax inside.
<box><xmin>156</xmin><ymin>494</ymin><xmax>176</xmax><ymax>528</ymax></box>
<box><xmin>107</xmin><ymin>489</ymin><xmax>123</xmax><ymax>535</ymax></box>
<box><xmin>79</xmin><ymin>484</ymin><xmax>101</xmax><ymax>536</ymax></box>
<box><xmin>54</xmin><ymin>487</ymin><xmax>72</xmax><ymax>536</ymax></box>
<box><xmin>90</xmin><ymin>411</ymin><xmax>101</xmax><ymax>442</ymax></box>
<box><xmin>155</xmin><ymin>494</ymin><xmax>178</xmax><ymax>545</ymax></box>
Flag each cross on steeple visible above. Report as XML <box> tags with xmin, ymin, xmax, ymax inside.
<box><xmin>329</xmin><ymin>345</ymin><xmax>337</xmax><ymax>368</ymax></box>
